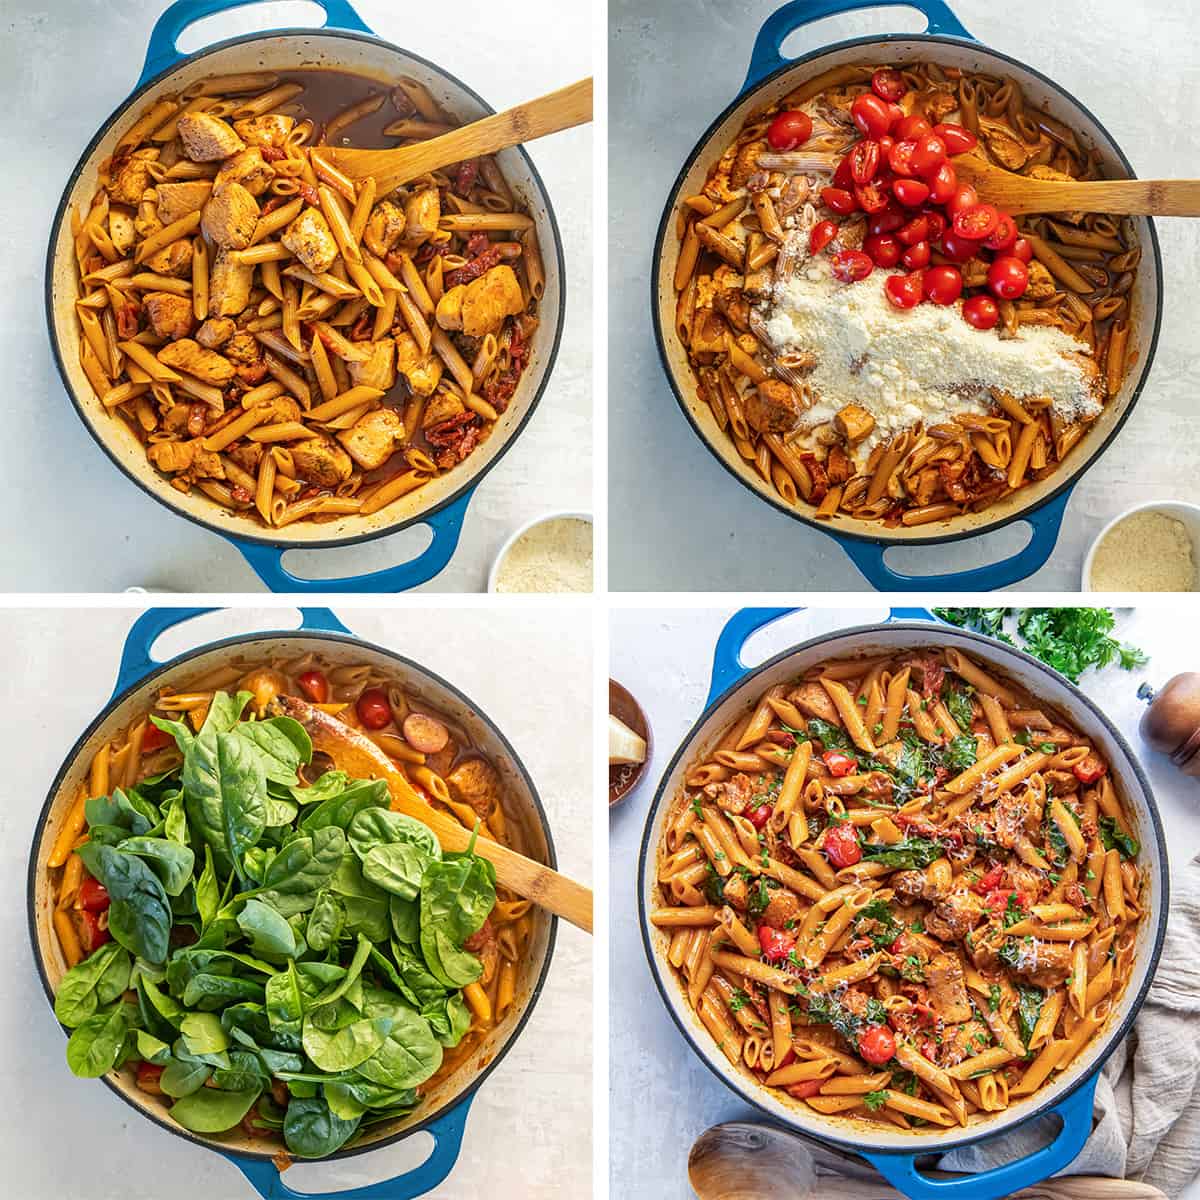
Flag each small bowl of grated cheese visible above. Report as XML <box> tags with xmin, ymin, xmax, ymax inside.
<box><xmin>1083</xmin><ymin>502</ymin><xmax>1200</xmax><ymax>592</ymax></box>
<box><xmin>488</xmin><ymin>511</ymin><xmax>593</xmax><ymax>593</ymax></box>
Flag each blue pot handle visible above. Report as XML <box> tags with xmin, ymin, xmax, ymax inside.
<box><xmin>226</xmin><ymin>1096</ymin><xmax>473</xmax><ymax>1200</ymax></box>
<box><xmin>835</xmin><ymin>488</ymin><xmax>1071</xmax><ymax>592</ymax></box>
<box><xmin>230</xmin><ymin>493</ymin><xmax>472</xmax><ymax>593</ymax></box>
<box><xmin>112</xmin><ymin>606</ymin><xmax>351</xmax><ymax>699</ymax></box>
<box><xmin>707</xmin><ymin>608</ymin><xmax>798</xmax><ymax>707</ymax></box>
<box><xmin>744</xmin><ymin>0</ymin><xmax>973</xmax><ymax>92</ymax></box>
<box><xmin>863</xmin><ymin>1074</ymin><xmax>1098</xmax><ymax>1200</ymax></box>
<box><xmin>139</xmin><ymin>0</ymin><xmax>374</xmax><ymax>86</ymax></box>
<box><xmin>887</xmin><ymin>606</ymin><xmax>935</xmax><ymax>622</ymax></box>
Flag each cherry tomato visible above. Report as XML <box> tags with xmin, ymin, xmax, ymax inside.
<box><xmin>953</xmin><ymin>202</ymin><xmax>1001</xmax><ymax>241</ymax></box>
<box><xmin>849</xmin><ymin>140</ymin><xmax>880</xmax><ymax>184</ymax></box>
<box><xmin>747</xmin><ymin>803</ymin><xmax>773</xmax><ymax>830</ymax></box>
<box><xmin>854</xmin><ymin>182</ymin><xmax>891</xmax><ymax>214</ymax></box>
<box><xmin>983</xmin><ymin>212</ymin><xmax>1018</xmax><ymax>251</ymax></box>
<box><xmin>820</xmin><ymin>186</ymin><xmax>859</xmax><ymax>216</ymax></box>
<box><xmin>933</xmin><ymin>121</ymin><xmax>978</xmax><ymax>155</ymax></box>
<box><xmin>940</xmin><ymin>231</ymin><xmax>983</xmax><ymax>262</ymax></box>
<box><xmin>945</xmin><ymin>183</ymin><xmax>979</xmax><ymax>218</ymax></box>
<box><xmin>887</xmin><ymin>138</ymin><xmax>919</xmax><ymax>177</ymax></box>
<box><xmin>136</xmin><ymin>1062</ymin><xmax>165</xmax><ymax>1093</ymax></box>
<box><xmin>927</xmin><ymin>160</ymin><xmax>957</xmax><ymax>205</ymax></box>
<box><xmin>871</xmin><ymin>68</ymin><xmax>907</xmax><ymax>102</ymax></box>
<box><xmin>1011</xmin><ymin>236</ymin><xmax>1034</xmax><ymax>263</ymax></box>
<box><xmin>822</xmin><ymin>822</ymin><xmax>862</xmax><ymax>868</ymax></box>
<box><xmin>830</xmin><ymin>250</ymin><xmax>873</xmax><ymax>283</ymax></box>
<box><xmin>833</xmin><ymin>153</ymin><xmax>855</xmax><ymax>189</ymax></box>
<box><xmin>878</xmin><ymin>134</ymin><xmax>895</xmax><ymax>158</ymax></box>
<box><xmin>355</xmin><ymin>687</ymin><xmax>393</xmax><ymax>730</ymax></box>
<box><xmin>864</xmin><ymin>232</ymin><xmax>902</xmax><ymax>268</ymax></box>
<box><xmin>869</xmin><ymin>208</ymin><xmax>905</xmax><ymax>236</ymax></box>
<box><xmin>1073</xmin><ymin>754</ymin><xmax>1108</xmax><ymax>784</ymax></box>
<box><xmin>972</xmin><ymin>864</ymin><xmax>1006</xmax><ymax>894</ymax></box>
<box><xmin>786</xmin><ymin>1078</ymin><xmax>825</xmax><ymax>1100</ymax></box>
<box><xmin>923</xmin><ymin>264</ymin><xmax>963</xmax><ymax>306</ymax></box>
<box><xmin>758</xmin><ymin>925</ymin><xmax>797</xmax><ymax>963</ymax></box>
<box><xmin>858</xmin><ymin>1024</ymin><xmax>897</xmax><ymax>1065</ymax></box>
<box><xmin>885</xmin><ymin>270</ymin><xmax>924</xmax><ymax>309</ymax></box>
<box><xmin>809</xmin><ymin>220</ymin><xmax>838</xmax><ymax>254</ymax></box>
<box><xmin>887</xmin><ymin>102</ymin><xmax>905</xmax><ymax>130</ymax></box>
<box><xmin>78</xmin><ymin>910</ymin><xmax>111</xmax><ymax>954</ymax></box>
<box><xmin>822</xmin><ymin>750</ymin><xmax>858</xmax><ymax>777</ymax></box>
<box><xmin>921</xmin><ymin>208</ymin><xmax>947</xmax><ymax>242</ymax></box>
<box><xmin>851</xmin><ymin>93</ymin><xmax>893</xmax><ymax>140</ymax></box>
<box><xmin>894</xmin><ymin>113</ymin><xmax>932</xmax><ymax>140</ymax></box>
<box><xmin>78</xmin><ymin>876</ymin><xmax>111</xmax><ymax>913</ymax></box>
<box><xmin>987</xmin><ymin>254</ymin><xmax>1030</xmax><ymax>300</ymax></box>
<box><xmin>901</xmin><ymin>241</ymin><xmax>931</xmax><ymax>269</ymax></box>
<box><xmin>766</xmin><ymin>109</ymin><xmax>813</xmax><ymax>151</ymax></box>
<box><xmin>297</xmin><ymin>669</ymin><xmax>329</xmax><ymax>704</ymax></box>
<box><xmin>892</xmin><ymin>177</ymin><xmax>929</xmax><ymax>207</ymax></box>
<box><xmin>962</xmin><ymin>293</ymin><xmax>1000</xmax><ymax>330</ymax></box>
<box><xmin>141</xmin><ymin>722</ymin><xmax>171</xmax><ymax>755</ymax></box>
<box><xmin>910</xmin><ymin>132</ymin><xmax>947</xmax><ymax>176</ymax></box>
<box><xmin>896</xmin><ymin>215</ymin><xmax>929</xmax><ymax>246</ymax></box>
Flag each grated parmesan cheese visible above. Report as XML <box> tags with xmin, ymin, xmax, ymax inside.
<box><xmin>1089</xmin><ymin>511</ymin><xmax>1197</xmax><ymax>592</ymax></box>
<box><xmin>494</xmin><ymin>516</ymin><xmax>593</xmax><ymax>594</ymax></box>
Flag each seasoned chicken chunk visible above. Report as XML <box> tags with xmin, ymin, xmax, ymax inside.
<box><xmin>788</xmin><ymin>681</ymin><xmax>838</xmax><ymax>724</ymax></box>
<box><xmin>422</xmin><ymin>392</ymin><xmax>465</xmax><ymax>429</ymax></box>
<box><xmin>148</xmin><ymin>439</ymin><xmax>198</xmax><ymax>474</ymax></box>
<box><xmin>108</xmin><ymin>209</ymin><xmax>136</xmax><ymax>255</ymax></box>
<box><xmin>291</xmin><ymin>435</ymin><xmax>353</xmax><ymax>488</ymax></box>
<box><xmin>363</xmin><ymin>199</ymin><xmax>406</xmax><ymax>257</ymax></box>
<box><xmin>402</xmin><ymin>188</ymin><xmax>440</xmax><ymax>249</ymax></box>
<box><xmin>201</xmin><ymin>181</ymin><xmax>259</xmax><ymax>250</ymax></box>
<box><xmin>924</xmin><ymin>886</ymin><xmax>986</xmax><ymax>942</ymax></box>
<box><xmin>703</xmin><ymin>771</ymin><xmax>753</xmax><ymax>815</ymax></box>
<box><xmin>108</xmin><ymin>149</ymin><xmax>157</xmax><ymax>206</ymax></box>
<box><xmin>460</xmin><ymin>265</ymin><xmax>524</xmax><ymax>338</ymax></box>
<box><xmin>337</xmin><ymin>407</ymin><xmax>405</xmax><ymax>470</ymax></box>
<box><xmin>282</xmin><ymin>207</ymin><xmax>338</xmax><ymax>274</ymax></box>
<box><xmin>689</xmin><ymin>310</ymin><xmax>729</xmax><ymax>356</ymax></box>
<box><xmin>224</xmin><ymin>333</ymin><xmax>261</xmax><ymax>364</ymax></box>
<box><xmin>209</xmin><ymin>248</ymin><xmax>254</xmax><ymax>316</ymax></box>
<box><xmin>177</xmin><ymin>112</ymin><xmax>245</xmax><ymax>162</ymax></box>
<box><xmin>745</xmin><ymin>378</ymin><xmax>803</xmax><ymax>434</ymax></box>
<box><xmin>394</xmin><ymin>332</ymin><xmax>443</xmax><ymax>396</ymax></box>
<box><xmin>834</xmin><ymin>403</ymin><xmax>875</xmax><ymax>443</ymax></box>
<box><xmin>214</xmin><ymin>147</ymin><xmax>274</xmax><ymax>197</ymax></box>
<box><xmin>233</xmin><ymin>114</ymin><xmax>295</xmax><ymax>148</ymax></box>
<box><xmin>447</xmin><ymin>757</ymin><xmax>501</xmax><ymax>818</ymax></box>
<box><xmin>143</xmin><ymin>291</ymin><xmax>194</xmax><ymax>341</ymax></box>
<box><xmin>760</xmin><ymin>889</ymin><xmax>803</xmax><ymax>931</ymax></box>
<box><xmin>926</xmin><ymin>953</ymin><xmax>972</xmax><ymax>1023</ymax></box>
<box><xmin>435</xmin><ymin>285</ymin><xmax>466</xmax><ymax>332</ymax></box>
<box><xmin>157</xmin><ymin>338</ymin><xmax>236</xmax><ymax>385</ymax></box>
<box><xmin>1024</xmin><ymin>260</ymin><xmax>1058</xmax><ymax>301</ymax></box>
<box><xmin>156</xmin><ymin>180</ymin><xmax>213</xmax><ymax>225</ymax></box>
<box><xmin>195</xmin><ymin>317</ymin><xmax>236</xmax><ymax>349</ymax></box>
<box><xmin>347</xmin><ymin>339</ymin><xmax>396</xmax><ymax>392</ymax></box>
<box><xmin>144</xmin><ymin>239</ymin><xmax>193</xmax><ymax>278</ymax></box>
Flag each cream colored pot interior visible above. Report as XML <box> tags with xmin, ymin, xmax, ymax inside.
<box><xmin>49</xmin><ymin>32</ymin><xmax>562</xmax><ymax>546</ymax></box>
<box><xmin>655</xmin><ymin>37</ymin><xmax>1159</xmax><ymax>542</ymax></box>
<box><xmin>32</xmin><ymin>633</ymin><xmax>554</xmax><ymax>1158</ymax></box>
<box><xmin>641</xmin><ymin>624</ymin><xmax>1164</xmax><ymax>1152</ymax></box>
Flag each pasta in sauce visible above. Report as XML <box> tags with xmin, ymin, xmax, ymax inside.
<box><xmin>652</xmin><ymin>646</ymin><xmax>1145</xmax><ymax>1130</ymax></box>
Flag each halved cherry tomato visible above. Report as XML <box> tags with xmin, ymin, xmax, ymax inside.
<box><xmin>355</xmin><ymin>687</ymin><xmax>393</xmax><ymax>730</ymax></box>
<box><xmin>820</xmin><ymin>186</ymin><xmax>859</xmax><ymax>216</ymax></box>
<box><xmin>747</xmin><ymin>803</ymin><xmax>773</xmax><ymax>830</ymax></box>
<box><xmin>983</xmin><ymin>212</ymin><xmax>1018</xmax><ymax>251</ymax></box>
<box><xmin>971</xmin><ymin>864</ymin><xmax>1005</xmax><ymax>894</ymax></box>
<box><xmin>887</xmin><ymin>138</ymin><xmax>919</xmax><ymax>177</ymax></box>
<box><xmin>136</xmin><ymin>1062</ymin><xmax>165</xmax><ymax>1094</ymax></box>
<box><xmin>887</xmin><ymin>102</ymin><xmax>905</xmax><ymax>130</ymax></box>
<box><xmin>297</xmin><ymin>669</ymin><xmax>329</xmax><ymax>704</ymax></box>
<box><xmin>141</xmin><ymin>722</ymin><xmax>171</xmax><ymax>754</ymax></box>
<box><xmin>923</xmin><ymin>265</ymin><xmax>963</xmax><ymax>306</ymax></box>
<box><xmin>987</xmin><ymin>254</ymin><xmax>1029</xmax><ymax>299</ymax></box>
<box><xmin>892</xmin><ymin>177</ymin><xmax>929</xmax><ymax>207</ymax></box>
<box><xmin>921</xmin><ymin>208</ymin><xmax>947</xmax><ymax>242</ymax></box>
<box><xmin>885</xmin><ymin>270</ymin><xmax>924</xmax><ymax>309</ymax></box>
<box><xmin>858</xmin><ymin>1024</ymin><xmax>897</xmax><ymax>1065</ymax></box>
<box><xmin>833</xmin><ymin>154</ymin><xmax>855</xmax><ymax>189</ymax></box>
<box><xmin>854</xmin><ymin>182</ymin><xmax>891</xmax><ymax>214</ymax></box>
<box><xmin>766</xmin><ymin>109</ymin><xmax>813</xmax><ymax>151</ymax></box>
<box><xmin>864</xmin><ymin>233</ymin><xmax>902</xmax><ymax>268</ymax></box>
<box><xmin>830</xmin><ymin>250</ymin><xmax>873</xmax><ymax>283</ymax></box>
<box><xmin>1073</xmin><ymin>754</ymin><xmax>1108</xmax><ymax>784</ymax></box>
<box><xmin>758</xmin><ymin>925</ymin><xmax>796</xmax><ymax>963</ymax></box>
<box><xmin>786</xmin><ymin>1078</ymin><xmax>825</xmax><ymax>1100</ymax></box>
<box><xmin>78</xmin><ymin>910</ymin><xmax>110</xmax><ymax>954</ymax></box>
<box><xmin>849</xmin><ymin>140</ymin><xmax>880</xmax><ymax>185</ymax></box>
<box><xmin>1011</xmin><ymin>236</ymin><xmax>1034</xmax><ymax>263</ymax></box>
<box><xmin>940</xmin><ymin>231</ymin><xmax>983</xmax><ymax>262</ymax></box>
<box><xmin>878</xmin><ymin>134</ymin><xmax>895</xmax><ymax>158</ymax></box>
<box><xmin>810</xmin><ymin>220</ymin><xmax>838</xmax><ymax>254</ymax></box>
<box><xmin>894</xmin><ymin>113</ymin><xmax>932</xmax><ymax>140</ymax></box>
<box><xmin>822</xmin><ymin>822</ymin><xmax>862</xmax><ymax>868</ymax></box>
<box><xmin>910</xmin><ymin>132</ymin><xmax>947</xmax><ymax>176</ymax></box>
<box><xmin>953</xmin><ymin>202</ymin><xmax>1001</xmax><ymax>241</ymax></box>
<box><xmin>896</xmin><ymin>215</ymin><xmax>929</xmax><ymax>246</ymax></box>
<box><xmin>933</xmin><ymin>122</ymin><xmax>978</xmax><ymax>155</ymax></box>
<box><xmin>78</xmin><ymin>876</ymin><xmax>111</xmax><ymax>913</ymax></box>
<box><xmin>901</xmin><ymin>240</ymin><xmax>931</xmax><ymax>269</ymax></box>
<box><xmin>851</xmin><ymin>93</ymin><xmax>893</xmax><ymax>140</ymax></box>
<box><xmin>962</xmin><ymin>293</ymin><xmax>1000</xmax><ymax>329</ymax></box>
<box><xmin>869</xmin><ymin>208</ymin><xmax>905</xmax><ymax>236</ymax></box>
<box><xmin>822</xmin><ymin>750</ymin><xmax>858</xmax><ymax>776</ymax></box>
<box><xmin>945</xmin><ymin>183</ymin><xmax>979</xmax><ymax>218</ymax></box>
<box><xmin>871</xmin><ymin>68</ymin><xmax>907</xmax><ymax>102</ymax></box>
<box><xmin>927</xmin><ymin>160</ymin><xmax>957</xmax><ymax>205</ymax></box>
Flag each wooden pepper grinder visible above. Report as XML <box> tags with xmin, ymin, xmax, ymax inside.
<box><xmin>1138</xmin><ymin>674</ymin><xmax>1200</xmax><ymax>777</ymax></box>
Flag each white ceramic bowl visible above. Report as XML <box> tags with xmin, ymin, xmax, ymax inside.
<box><xmin>1082</xmin><ymin>501</ymin><xmax>1200</xmax><ymax>591</ymax></box>
<box><xmin>487</xmin><ymin>510</ymin><xmax>593</xmax><ymax>593</ymax></box>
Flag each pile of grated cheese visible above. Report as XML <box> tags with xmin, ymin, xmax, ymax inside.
<box><xmin>494</xmin><ymin>516</ymin><xmax>593</xmax><ymax>594</ymax></box>
<box><xmin>763</xmin><ymin>258</ymin><xmax>1100</xmax><ymax>459</ymax></box>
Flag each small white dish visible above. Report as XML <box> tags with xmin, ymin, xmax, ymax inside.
<box><xmin>487</xmin><ymin>510</ymin><xmax>594</xmax><ymax>593</ymax></box>
<box><xmin>1082</xmin><ymin>501</ymin><xmax>1200</xmax><ymax>592</ymax></box>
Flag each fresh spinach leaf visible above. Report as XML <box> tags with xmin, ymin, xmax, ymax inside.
<box><xmin>54</xmin><ymin>942</ymin><xmax>131</xmax><ymax>1028</ymax></box>
<box><xmin>1099</xmin><ymin>816</ymin><xmax>1140</xmax><ymax>859</ymax></box>
<box><xmin>237</xmin><ymin>898</ymin><xmax>298</xmax><ymax>959</ymax></box>
<box><xmin>283</xmin><ymin>1095</ymin><xmax>360</xmax><ymax>1158</ymax></box>
<box><xmin>118</xmin><ymin>836</ymin><xmax>195</xmax><ymax>896</ymax></box>
<box><xmin>66</xmin><ymin>1002</ymin><xmax>137</xmax><ymax>1078</ymax></box>
<box><xmin>170</xmin><ymin>1085</ymin><xmax>261</xmax><ymax>1133</ymax></box>
<box><xmin>860</xmin><ymin>837</ymin><xmax>944</xmax><ymax>871</ymax></box>
<box><xmin>77</xmin><ymin>843</ymin><xmax>172</xmax><ymax>964</ymax></box>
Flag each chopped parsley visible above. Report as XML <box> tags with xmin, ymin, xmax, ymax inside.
<box><xmin>808</xmin><ymin>717</ymin><xmax>853</xmax><ymax>752</ymax></box>
<box><xmin>728</xmin><ymin>989</ymin><xmax>749</xmax><ymax>1014</ymax></box>
<box><xmin>900</xmin><ymin>955</ymin><xmax>925</xmax><ymax>983</ymax></box>
<box><xmin>690</xmin><ymin>795</ymin><xmax>704</xmax><ymax>819</ymax></box>
<box><xmin>987</xmin><ymin>984</ymin><xmax>1001</xmax><ymax>1013</ymax></box>
<box><xmin>855</xmin><ymin>898</ymin><xmax>903</xmax><ymax>948</ymax></box>
<box><xmin>1016</xmin><ymin>986</ymin><xmax>1044</xmax><ymax>1048</ymax></box>
<box><xmin>1099</xmin><ymin>815</ymin><xmax>1140</xmax><ymax>859</ymax></box>
<box><xmin>1003</xmin><ymin>891</ymin><xmax>1025</xmax><ymax>928</ymax></box>
<box><xmin>942</xmin><ymin>684</ymin><xmax>976</xmax><ymax>731</ymax></box>
<box><xmin>863</xmin><ymin>1090</ymin><xmax>890</xmax><ymax>1111</ymax></box>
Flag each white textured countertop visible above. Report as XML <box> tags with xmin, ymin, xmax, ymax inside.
<box><xmin>608</xmin><ymin>0</ymin><xmax>1200</xmax><ymax>591</ymax></box>
<box><xmin>610</xmin><ymin>605</ymin><xmax>1200</xmax><ymax>1197</ymax></box>
<box><xmin>0</xmin><ymin>605</ymin><xmax>591</xmax><ymax>1198</ymax></box>
<box><xmin>1</xmin><ymin>0</ymin><xmax>591</xmax><ymax>592</ymax></box>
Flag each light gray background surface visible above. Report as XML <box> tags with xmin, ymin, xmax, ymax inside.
<box><xmin>610</xmin><ymin>605</ymin><xmax>1200</xmax><ymax>1197</ymax></box>
<box><xmin>0</xmin><ymin>606</ymin><xmax>592</xmax><ymax>1198</ymax></box>
<box><xmin>2</xmin><ymin>0</ymin><xmax>591</xmax><ymax>592</ymax></box>
<box><xmin>608</xmin><ymin>0</ymin><xmax>1200</xmax><ymax>591</ymax></box>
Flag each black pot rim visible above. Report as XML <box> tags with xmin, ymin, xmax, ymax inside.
<box><xmin>45</xmin><ymin>27</ymin><xmax>567</xmax><ymax>552</ymax></box>
<box><xmin>28</xmin><ymin>626</ymin><xmax>559</xmax><ymax>1165</ymax></box>
<box><xmin>649</xmin><ymin>31</ymin><xmax>1164</xmax><ymax>548</ymax></box>
<box><xmin>636</xmin><ymin>619</ymin><xmax>1168</xmax><ymax>1160</ymax></box>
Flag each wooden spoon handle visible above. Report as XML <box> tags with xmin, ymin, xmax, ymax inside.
<box><xmin>1000</xmin><ymin>178</ymin><xmax>1200</xmax><ymax>216</ymax></box>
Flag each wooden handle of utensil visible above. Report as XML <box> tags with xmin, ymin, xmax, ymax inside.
<box><xmin>1005</xmin><ymin>178</ymin><xmax>1200</xmax><ymax>216</ymax></box>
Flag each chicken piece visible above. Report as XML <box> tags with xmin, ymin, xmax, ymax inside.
<box><xmin>926</xmin><ymin>953</ymin><xmax>972</xmax><ymax>1023</ymax></box>
<box><xmin>233</xmin><ymin>114</ymin><xmax>296</xmax><ymax>148</ymax></box>
<box><xmin>939</xmin><ymin>1017</ymin><xmax>992</xmax><ymax>1066</ymax></box>
<box><xmin>282</xmin><ymin>207</ymin><xmax>338</xmax><ymax>274</ymax></box>
<box><xmin>363</xmin><ymin>199</ymin><xmax>406</xmax><ymax>257</ymax></box>
<box><xmin>157</xmin><ymin>338</ymin><xmax>236</xmax><ymax>385</ymax></box>
<box><xmin>893</xmin><ymin>868</ymin><xmax>950</xmax><ymax>903</ymax></box>
<box><xmin>215</xmin><ymin>147</ymin><xmax>274</xmax><ymax>197</ymax></box>
<box><xmin>394</xmin><ymin>332</ymin><xmax>443</xmax><ymax>396</ymax></box>
<box><xmin>923</xmin><ymin>90</ymin><xmax>958</xmax><ymax>122</ymax></box>
<box><xmin>337</xmin><ymin>408</ymin><xmax>404</xmax><ymax>470</ymax></box>
<box><xmin>993</xmin><ymin>790</ymin><xmax>1029</xmax><ymax>848</ymax></box>
<box><xmin>721</xmin><ymin>873</ymin><xmax>749</xmax><ymax>910</ymax></box>
<box><xmin>924</xmin><ymin>886</ymin><xmax>986</xmax><ymax>942</ymax></box>
<box><xmin>435</xmin><ymin>285</ymin><xmax>466</xmax><ymax>332</ymax></box>
<box><xmin>447</xmin><ymin>757</ymin><xmax>501</xmax><ymax>819</ymax></box>
<box><xmin>195</xmin><ymin>317</ymin><xmax>236</xmax><ymax>349</ymax></box>
<box><xmin>745</xmin><ymin>378</ymin><xmax>803</xmax><ymax>434</ymax></box>
<box><xmin>982</xmin><ymin>127</ymin><xmax>1030</xmax><ymax>171</ymax></box>
<box><xmin>1009</xmin><ymin>939</ymin><xmax>1072</xmax><ymax>989</ymax></box>
<box><xmin>834</xmin><ymin>403</ymin><xmax>875</xmax><ymax>444</ymax></box>
<box><xmin>702</xmin><ymin>772</ymin><xmax>753</xmax><ymax>815</ymax></box>
<box><xmin>1024</xmin><ymin>260</ymin><xmax>1058</xmax><ymax>301</ymax></box>
<box><xmin>108</xmin><ymin>149</ymin><xmax>157</xmax><ymax>206</ymax></box>
<box><xmin>910</xmin><ymin>466</ymin><xmax>941</xmax><ymax>508</ymax></box>
<box><xmin>347</xmin><ymin>339</ymin><xmax>396</xmax><ymax>392</ymax></box>
<box><xmin>108</xmin><ymin>209</ymin><xmax>136</xmax><ymax>255</ymax></box>
<box><xmin>422</xmin><ymin>392</ymin><xmax>465</xmax><ymax>429</ymax></box>
<box><xmin>142</xmin><ymin>291</ymin><xmax>194</xmax><ymax>341</ymax></box>
<box><xmin>731</xmin><ymin>139</ymin><xmax>768</xmax><ymax>189</ymax></box>
<box><xmin>177</xmin><ymin>112</ymin><xmax>245</xmax><ymax>162</ymax></box>
<box><xmin>290</xmin><ymin>435</ymin><xmax>353</xmax><ymax>488</ymax></box>
<box><xmin>760</xmin><ymin>889</ymin><xmax>803</xmax><ymax>931</ymax></box>
<box><xmin>144</xmin><ymin>239</ymin><xmax>194</xmax><ymax>278</ymax></box>
<box><xmin>258</xmin><ymin>394</ymin><xmax>303</xmax><ymax>425</ymax></box>
<box><xmin>788</xmin><ymin>681</ymin><xmax>838</xmax><ymax>724</ymax></box>
<box><xmin>189</xmin><ymin>446</ymin><xmax>225</xmax><ymax>479</ymax></box>
<box><xmin>156</xmin><ymin>180</ymin><xmax>213</xmax><ymax>225</ymax></box>
<box><xmin>201</xmin><ymin>181</ymin><xmax>259</xmax><ymax>250</ymax></box>
<box><xmin>460</xmin><ymin>265</ymin><xmax>525</xmax><ymax>338</ymax></box>
<box><xmin>689</xmin><ymin>310</ymin><xmax>730</xmax><ymax>356</ymax></box>
<box><xmin>209</xmin><ymin>249</ymin><xmax>254</xmax><ymax>316</ymax></box>
<box><xmin>223</xmin><ymin>332</ymin><xmax>260</xmax><ymax>364</ymax></box>
<box><xmin>825</xmin><ymin>444</ymin><xmax>853</xmax><ymax>486</ymax></box>
<box><xmin>227</xmin><ymin>441</ymin><xmax>264</xmax><ymax>474</ymax></box>
<box><xmin>463</xmin><ymin>917</ymin><xmax>499</xmax><ymax>986</ymax></box>
<box><xmin>714</xmin><ymin>290</ymin><xmax>751</xmax><ymax>333</ymax></box>
<box><xmin>402</xmin><ymin>188</ymin><xmax>440</xmax><ymax>249</ymax></box>
<box><xmin>147</xmin><ymin>439</ymin><xmax>197</xmax><ymax>474</ymax></box>
<box><xmin>961</xmin><ymin>256</ymin><xmax>990</xmax><ymax>290</ymax></box>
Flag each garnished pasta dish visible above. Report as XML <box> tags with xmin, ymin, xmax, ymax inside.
<box><xmin>70</xmin><ymin>70</ymin><xmax>543</xmax><ymax>527</ymax></box>
<box><xmin>671</xmin><ymin>62</ymin><xmax>1139</xmax><ymax>527</ymax></box>
<box><xmin>651</xmin><ymin>646</ymin><xmax>1145</xmax><ymax>1130</ymax></box>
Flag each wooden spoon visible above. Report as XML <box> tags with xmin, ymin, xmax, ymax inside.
<box><xmin>325</xmin><ymin>77</ymin><xmax>592</xmax><ymax>194</ymax></box>
<box><xmin>688</xmin><ymin>1122</ymin><xmax>1167</xmax><ymax>1200</ymax></box>
<box><xmin>278</xmin><ymin>696</ymin><xmax>593</xmax><ymax>933</ymax></box>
